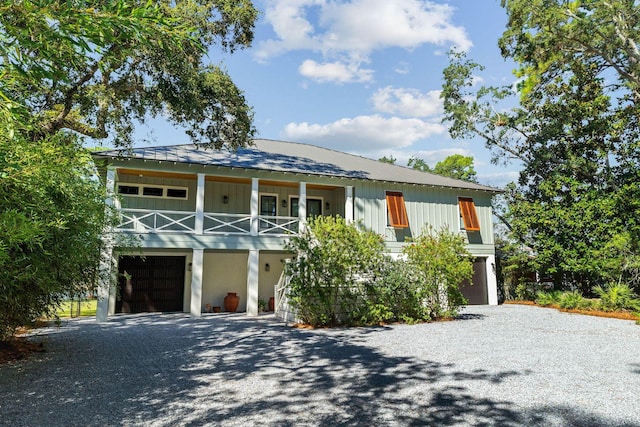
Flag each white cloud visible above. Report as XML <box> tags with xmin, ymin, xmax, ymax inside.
<box><xmin>371</xmin><ymin>86</ymin><xmax>443</xmax><ymax>117</ymax></box>
<box><xmin>281</xmin><ymin>114</ymin><xmax>446</xmax><ymax>153</ymax></box>
<box><xmin>256</xmin><ymin>0</ymin><xmax>472</xmax><ymax>80</ymax></box>
<box><xmin>299</xmin><ymin>59</ymin><xmax>374</xmax><ymax>83</ymax></box>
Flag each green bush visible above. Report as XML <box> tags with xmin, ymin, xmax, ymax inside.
<box><xmin>593</xmin><ymin>283</ymin><xmax>640</xmax><ymax>312</ymax></box>
<box><xmin>402</xmin><ymin>227</ymin><xmax>473</xmax><ymax>320</ymax></box>
<box><xmin>557</xmin><ymin>290</ymin><xmax>591</xmax><ymax>310</ymax></box>
<box><xmin>284</xmin><ymin>216</ymin><xmax>387</xmax><ymax>326</ymax></box>
<box><xmin>535</xmin><ymin>290</ymin><xmax>561</xmax><ymax>306</ymax></box>
<box><xmin>284</xmin><ymin>219</ymin><xmax>473</xmax><ymax>326</ymax></box>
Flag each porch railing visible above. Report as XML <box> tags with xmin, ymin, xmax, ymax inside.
<box><xmin>116</xmin><ymin>208</ymin><xmax>300</xmax><ymax>236</ymax></box>
<box><xmin>116</xmin><ymin>209</ymin><xmax>196</xmax><ymax>233</ymax></box>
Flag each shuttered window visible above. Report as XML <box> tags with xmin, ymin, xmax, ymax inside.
<box><xmin>386</xmin><ymin>191</ymin><xmax>409</xmax><ymax>228</ymax></box>
<box><xmin>458</xmin><ymin>197</ymin><xmax>480</xmax><ymax>231</ymax></box>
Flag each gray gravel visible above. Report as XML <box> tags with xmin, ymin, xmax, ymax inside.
<box><xmin>1</xmin><ymin>304</ymin><xmax>639</xmax><ymax>426</ymax></box>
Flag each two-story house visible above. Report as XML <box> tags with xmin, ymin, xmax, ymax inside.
<box><xmin>93</xmin><ymin>139</ymin><xmax>501</xmax><ymax>321</ymax></box>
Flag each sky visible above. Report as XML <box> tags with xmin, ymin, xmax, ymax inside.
<box><xmin>135</xmin><ymin>0</ymin><xmax>520</xmax><ymax>188</ymax></box>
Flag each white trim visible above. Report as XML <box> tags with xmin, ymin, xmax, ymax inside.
<box><xmin>117</xmin><ymin>183</ymin><xmax>189</xmax><ymax>200</ymax></box>
<box><xmin>190</xmin><ymin>249</ymin><xmax>204</xmax><ymax>317</ymax></box>
<box><xmin>289</xmin><ymin>195</ymin><xmax>324</xmax><ymax>217</ymax></box>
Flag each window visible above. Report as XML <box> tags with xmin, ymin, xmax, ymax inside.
<box><xmin>118</xmin><ymin>185</ymin><xmax>139</xmax><ymax>195</ymax></box>
<box><xmin>458</xmin><ymin>197</ymin><xmax>480</xmax><ymax>231</ymax></box>
<box><xmin>116</xmin><ymin>184</ymin><xmax>188</xmax><ymax>199</ymax></box>
<box><xmin>385</xmin><ymin>191</ymin><xmax>409</xmax><ymax>228</ymax></box>
<box><xmin>166</xmin><ymin>188</ymin><xmax>187</xmax><ymax>198</ymax></box>
<box><xmin>142</xmin><ymin>186</ymin><xmax>164</xmax><ymax>197</ymax></box>
<box><xmin>290</xmin><ymin>197</ymin><xmax>323</xmax><ymax>218</ymax></box>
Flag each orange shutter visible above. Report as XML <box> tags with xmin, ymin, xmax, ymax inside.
<box><xmin>386</xmin><ymin>191</ymin><xmax>409</xmax><ymax>228</ymax></box>
<box><xmin>458</xmin><ymin>197</ymin><xmax>480</xmax><ymax>231</ymax></box>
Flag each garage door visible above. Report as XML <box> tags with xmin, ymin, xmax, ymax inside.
<box><xmin>459</xmin><ymin>257</ymin><xmax>488</xmax><ymax>305</ymax></box>
<box><xmin>117</xmin><ymin>256</ymin><xmax>186</xmax><ymax>313</ymax></box>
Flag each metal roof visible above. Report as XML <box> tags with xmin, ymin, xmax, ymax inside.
<box><xmin>93</xmin><ymin>139</ymin><xmax>501</xmax><ymax>192</ymax></box>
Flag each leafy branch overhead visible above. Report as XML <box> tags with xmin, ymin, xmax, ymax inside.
<box><xmin>0</xmin><ymin>0</ymin><xmax>258</xmax><ymax>149</ymax></box>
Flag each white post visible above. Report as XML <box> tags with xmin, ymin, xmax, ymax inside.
<box><xmin>190</xmin><ymin>249</ymin><xmax>204</xmax><ymax>317</ymax></box>
<box><xmin>96</xmin><ymin>167</ymin><xmax>117</xmax><ymax>322</ymax></box>
<box><xmin>251</xmin><ymin>178</ymin><xmax>259</xmax><ymax>236</ymax></box>
<box><xmin>345</xmin><ymin>186</ymin><xmax>354</xmax><ymax>223</ymax></box>
<box><xmin>486</xmin><ymin>255</ymin><xmax>499</xmax><ymax>305</ymax></box>
<box><xmin>195</xmin><ymin>173</ymin><xmax>205</xmax><ymax>234</ymax></box>
<box><xmin>246</xmin><ymin>249</ymin><xmax>259</xmax><ymax>316</ymax></box>
<box><xmin>298</xmin><ymin>182</ymin><xmax>307</xmax><ymax>232</ymax></box>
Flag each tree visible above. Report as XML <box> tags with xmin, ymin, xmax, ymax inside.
<box><xmin>378</xmin><ymin>155</ymin><xmax>397</xmax><ymax>164</ymax></box>
<box><xmin>0</xmin><ymin>134</ymin><xmax>108</xmax><ymax>340</ymax></box>
<box><xmin>407</xmin><ymin>156</ymin><xmax>431</xmax><ymax>172</ymax></box>
<box><xmin>0</xmin><ymin>0</ymin><xmax>258</xmax><ymax>149</ymax></box>
<box><xmin>408</xmin><ymin>155</ymin><xmax>478</xmax><ymax>182</ymax></box>
<box><xmin>441</xmin><ymin>2</ymin><xmax>640</xmax><ymax>292</ymax></box>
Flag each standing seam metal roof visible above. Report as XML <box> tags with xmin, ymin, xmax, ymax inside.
<box><xmin>92</xmin><ymin>139</ymin><xmax>502</xmax><ymax>192</ymax></box>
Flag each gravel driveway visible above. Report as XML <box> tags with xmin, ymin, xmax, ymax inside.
<box><xmin>1</xmin><ymin>304</ymin><xmax>638</xmax><ymax>426</ymax></box>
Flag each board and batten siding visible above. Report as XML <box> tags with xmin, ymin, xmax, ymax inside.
<box><xmin>117</xmin><ymin>175</ymin><xmax>197</xmax><ymax>211</ymax></box>
<box><xmin>354</xmin><ymin>182</ymin><xmax>495</xmax><ymax>248</ymax></box>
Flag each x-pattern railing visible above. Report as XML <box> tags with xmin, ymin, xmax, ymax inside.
<box><xmin>203</xmin><ymin>213</ymin><xmax>251</xmax><ymax>235</ymax></box>
<box><xmin>117</xmin><ymin>209</ymin><xmax>196</xmax><ymax>233</ymax></box>
<box><xmin>259</xmin><ymin>215</ymin><xmax>298</xmax><ymax>235</ymax></box>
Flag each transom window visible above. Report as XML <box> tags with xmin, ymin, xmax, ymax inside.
<box><xmin>117</xmin><ymin>184</ymin><xmax>188</xmax><ymax>200</ymax></box>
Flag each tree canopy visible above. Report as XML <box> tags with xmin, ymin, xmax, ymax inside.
<box><xmin>442</xmin><ymin>1</ymin><xmax>640</xmax><ymax>292</ymax></box>
<box><xmin>408</xmin><ymin>154</ymin><xmax>478</xmax><ymax>182</ymax></box>
<box><xmin>0</xmin><ymin>0</ymin><xmax>258</xmax><ymax>149</ymax></box>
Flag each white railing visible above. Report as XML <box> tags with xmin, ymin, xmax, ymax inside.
<box><xmin>116</xmin><ymin>209</ymin><xmax>300</xmax><ymax>236</ymax></box>
<box><xmin>203</xmin><ymin>213</ymin><xmax>251</xmax><ymax>235</ymax></box>
<box><xmin>116</xmin><ymin>209</ymin><xmax>196</xmax><ymax>233</ymax></box>
<box><xmin>274</xmin><ymin>268</ymin><xmax>297</xmax><ymax>322</ymax></box>
<box><xmin>259</xmin><ymin>215</ymin><xmax>298</xmax><ymax>236</ymax></box>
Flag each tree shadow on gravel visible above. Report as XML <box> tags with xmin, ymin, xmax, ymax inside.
<box><xmin>0</xmin><ymin>314</ymin><xmax>637</xmax><ymax>427</ymax></box>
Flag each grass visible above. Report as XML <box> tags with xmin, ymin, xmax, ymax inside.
<box><xmin>54</xmin><ymin>299</ymin><xmax>98</xmax><ymax>318</ymax></box>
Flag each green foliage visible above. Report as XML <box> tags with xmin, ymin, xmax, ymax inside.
<box><xmin>442</xmin><ymin>0</ymin><xmax>640</xmax><ymax>293</ymax></box>
<box><xmin>593</xmin><ymin>283</ymin><xmax>640</xmax><ymax>312</ymax></box>
<box><xmin>284</xmin><ymin>219</ymin><xmax>473</xmax><ymax>326</ymax></box>
<box><xmin>402</xmin><ymin>227</ymin><xmax>473</xmax><ymax>319</ymax></box>
<box><xmin>407</xmin><ymin>157</ymin><xmax>431</xmax><ymax>172</ymax></box>
<box><xmin>378</xmin><ymin>156</ymin><xmax>396</xmax><ymax>164</ymax></box>
<box><xmin>556</xmin><ymin>291</ymin><xmax>591</xmax><ymax>310</ymax></box>
<box><xmin>535</xmin><ymin>291</ymin><xmax>561</xmax><ymax>307</ymax></box>
<box><xmin>0</xmin><ymin>134</ymin><xmax>108</xmax><ymax>340</ymax></box>
<box><xmin>432</xmin><ymin>154</ymin><xmax>478</xmax><ymax>183</ymax></box>
<box><xmin>284</xmin><ymin>216</ymin><xmax>387</xmax><ymax>327</ymax></box>
<box><xmin>0</xmin><ymin>0</ymin><xmax>258</xmax><ymax>149</ymax></box>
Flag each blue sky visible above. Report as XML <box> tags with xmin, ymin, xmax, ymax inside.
<box><xmin>135</xmin><ymin>0</ymin><xmax>520</xmax><ymax>187</ymax></box>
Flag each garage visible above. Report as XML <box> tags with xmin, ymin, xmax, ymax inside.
<box><xmin>116</xmin><ymin>256</ymin><xmax>186</xmax><ymax>313</ymax></box>
<box><xmin>459</xmin><ymin>257</ymin><xmax>489</xmax><ymax>305</ymax></box>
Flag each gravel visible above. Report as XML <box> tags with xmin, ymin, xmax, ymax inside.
<box><xmin>1</xmin><ymin>304</ymin><xmax>638</xmax><ymax>426</ymax></box>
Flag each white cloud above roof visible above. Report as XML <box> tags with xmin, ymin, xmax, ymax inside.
<box><xmin>299</xmin><ymin>59</ymin><xmax>374</xmax><ymax>83</ymax></box>
<box><xmin>256</xmin><ymin>0</ymin><xmax>472</xmax><ymax>83</ymax></box>
<box><xmin>281</xmin><ymin>114</ymin><xmax>446</xmax><ymax>154</ymax></box>
<box><xmin>371</xmin><ymin>86</ymin><xmax>443</xmax><ymax>117</ymax></box>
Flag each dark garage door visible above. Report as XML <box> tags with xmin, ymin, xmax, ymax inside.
<box><xmin>459</xmin><ymin>257</ymin><xmax>488</xmax><ymax>305</ymax></box>
<box><xmin>117</xmin><ymin>256</ymin><xmax>186</xmax><ymax>313</ymax></box>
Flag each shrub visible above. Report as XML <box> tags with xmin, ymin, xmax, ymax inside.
<box><xmin>557</xmin><ymin>290</ymin><xmax>591</xmax><ymax>310</ymax></box>
<box><xmin>284</xmin><ymin>216</ymin><xmax>387</xmax><ymax>326</ymax></box>
<box><xmin>535</xmin><ymin>290</ymin><xmax>561</xmax><ymax>307</ymax></box>
<box><xmin>402</xmin><ymin>227</ymin><xmax>473</xmax><ymax>320</ymax></box>
<box><xmin>593</xmin><ymin>283</ymin><xmax>640</xmax><ymax>312</ymax></box>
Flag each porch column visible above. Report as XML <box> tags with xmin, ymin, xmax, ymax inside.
<box><xmin>195</xmin><ymin>173</ymin><xmax>205</xmax><ymax>234</ymax></box>
<box><xmin>190</xmin><ymin>249</ymin><xmax>204</xmax><ymax>317</ymax></box>
<box><xmin>486</xmin><ymin>255</ymin><xmax>499</xmax><ymax>305</ymax></box>
<box><xmin>250</xmin><ymin>178</ymin><xmax>259</xmax><ymax>236</ymax></box>
<box><xmin>246</xmin><ymin>249</ymin><xmax>259</xmax><ymax>316</ymax></box>
<box><xmin>298</xmin><ymin>182</ymin><xmax>307</xmax><ymax>232</ymax></box>
<box><xmin>345</xmin><ymin>186</ymin><xmax>354</xmax><ymax>223</ymax></box>
<box><xmin>97</xmin><ymin>166</ymin><xmax>117</xmax><ymax>322</ymax></box>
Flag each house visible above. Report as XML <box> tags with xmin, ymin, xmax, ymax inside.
<box><xmin>92</xmin><ymin>139</ymin><xmax>501</xmax><ymax>321</ymax></box>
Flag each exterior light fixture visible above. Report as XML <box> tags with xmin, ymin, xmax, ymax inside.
<box><xmin>223</xmin><ymin>195</ymin><xmax>229</xmax><ymax>204</ymax></box>
<box><xmin>265</xmin><ymin>263</ymin><xmax>270</xmax><ymax>272</ymax></box>
<box><xmin>282</xmin><ymin>200</ymin><xmax>287</xmax><ymax>208</ymax></box>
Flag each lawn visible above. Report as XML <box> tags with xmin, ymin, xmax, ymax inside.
<box><xmin>55</xmin><ymin>299</ymin><xmax>98</xmax><ymax>318</ymax></box>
